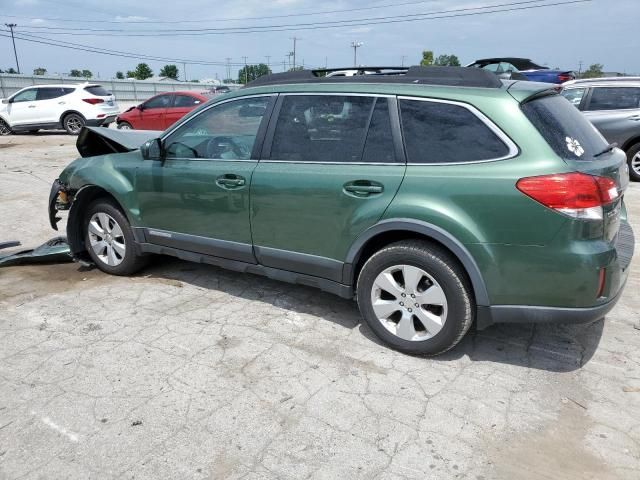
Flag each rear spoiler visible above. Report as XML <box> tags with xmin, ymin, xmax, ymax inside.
<box><xmin>76</xmin><ymin>127</ymin><xmax>161</xmax><ymax>158</ymax></box>
<box><xmin>506</xmin><ymin>81</ymin><xmax>558</xmax><ymax>104</ymax></box>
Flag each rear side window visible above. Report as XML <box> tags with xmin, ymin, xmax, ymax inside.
<box><xmin>362</xmin><ymin>99</ymin><xmax>396</xmax><ymax>163</ymax></box>
<box><xmin>400</xmin><ymin>99</ymin><xmax>510</xmax><ymax>163</ymax></box>
<box><xmin>587</xmin><ymin>87</ymin><xmax>640</xmax><ymax>111</ymax></box>
<box><xmin>522</xmin><ymin>94</ymin><xmax>608</xmax><ymax>160</ymax></box>
<box><xmin>36</xmin><ymin>87</ymin><xmax>73</xmax><ymax>100</ymax></box>
<box><xmin>561</xmin><ymin>87</ymin><xmax>587</xmax><ymax>107</ymax></box>
<box><xmin>174</xmin><ymin>95</ymin><xmax>203</xmax><ymax>107</ymax></box>
<box><xmin>144</xmin><ymin>94</ymin><xmax>173</xmax><ymax>109</ymax></box>
<box><xmin>84</xmin><ymin>85</ymin><xmax>111</xmax><ymax>96</ymax></box>
<box><xmin>270</xmin><ymin>95</ymin><xmax>376</xmax><ymax>163</ymax></box>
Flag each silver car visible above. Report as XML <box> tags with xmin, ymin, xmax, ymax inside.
<box><xmin>561</xmin><ymin>78</ymin><xmax>640</xmax><ymax>180</ymax></box>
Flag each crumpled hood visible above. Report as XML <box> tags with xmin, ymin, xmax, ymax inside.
<box><xmin>76</xmin><ymin>126</ymin><xmax>161</xmax><ymax>158</ymax></box>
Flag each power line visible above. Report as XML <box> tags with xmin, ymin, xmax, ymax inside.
<box><xmin>5</xmin><ymin>0</ymin><xmax>592</xmax><ymax>36</ymax></box>
<box><xmin>0</xmin><ymin>0</ymin><xmax>443</xmax><ymax>25</ymax></box>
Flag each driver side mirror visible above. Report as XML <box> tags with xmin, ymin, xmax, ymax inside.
<box><xmin>140</xmin><ymin>138</ymin><xmax>163</xmax><ymax>161</ymax></box>
<box><xmin>137</xmin><ymin>104</ymin><xmax>145</xmax><ymax>111</ymax></box>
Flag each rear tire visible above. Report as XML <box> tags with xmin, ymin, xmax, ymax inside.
<box><xmin>356</xmin><ymin>240</ymin><xmax>474</xmax><ymax>356</ymax></box>
<box><xmin>84</xmin><ymin>199</ymin><xmax>148</xmax><ymax>276</ymax></box>
<box><xmin>63</xmin><ymin>113</ymin><xmax>85</xmax><ymax>135</ymax></box>
<box><xmin>0</xmin><ymin>118</ymin><xmax>12</xmax><ymax>136</ymax></box>
<box><xmin>117</xmin><ymin>121</ymin><xmax>133</xmax><ymax>130</ymax></box>
<box><xmin>626</xmin><ymin>143</ymin><xmax>640</xmax><ymax>182</ymax></box>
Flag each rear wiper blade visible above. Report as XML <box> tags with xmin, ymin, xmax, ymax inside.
<box><xmin>594</xmin><ymin>142</ymin><xmax>618</xmax><ymax>158</ymax></box>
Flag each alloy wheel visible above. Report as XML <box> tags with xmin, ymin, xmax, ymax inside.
<box><xmin>370</xmin><ymin>264</ymin><xmax>448</xmax><ymax>341</ymax></box>
<box><xmin>118</xmin><ymin>123</ymin><xmax>131</xmax><ymax>130</ymax></box>
<box><xmin>66</xmin><ymin>116</ymin><xmax>83</xmax><ymax>134</ymax></box>
<box><xmin>632</xmin><ymin>152</ymin><xmax>640</xmax><ymax>177</ymax></box>
<box><xmin>88</xmin><ymin>212</ymin><xmax>126</xmax><ymax>266</ymax></box>
<box><xmin>0</xmin><ymin>119</ymin><xmax>11</xmax><ymax>135</ymax></box>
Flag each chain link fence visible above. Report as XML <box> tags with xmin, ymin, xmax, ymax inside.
<box><xmin>0</xmin><ymin>74</ymin><xmax>235</xmax><ymax>102</ymax></box>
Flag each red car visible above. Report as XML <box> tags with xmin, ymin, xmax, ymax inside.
<box><xmin>116</xmin><ymin>91</ymin><xmax>211</xmax><ymax>130</ymax></box>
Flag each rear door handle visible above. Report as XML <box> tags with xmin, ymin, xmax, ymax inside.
<box><xmin>343</xmin><ymin>181</ymin><xmax>384</xmax><ymax>197</ymax></box>
<box><xmin>629</xmin><ymin>115</ymin><xmax>640</xmax><ymax>121</ymax></box>
<box><xmin>216</xmin><ymin>174</ymin><xmax>246</xmax><ymax>189</ymax></box>
<box><xmin>28</xmin><ymin>105</ymin><xmax>36</xmax><ymax>108</ymax></box>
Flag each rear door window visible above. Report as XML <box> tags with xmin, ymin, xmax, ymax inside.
<box><xmin>399</xmin><ymin>99</ymin><xmax>510</xmax><ymax>163</ymax></box>
<box><xmin>586</xmin><ymin>87</ymin><xmax>640</xmax><ymax>111</ymax></box>
<box><xmin>84</xmin><ymin>85</ymin><xmax>111</xmax><ymax>97</ymax></box>
<box><xmin>269</xmin><ymin>95</ymin><xmax>376</xmax><ymax>163</ymax></box>
<box><xmin>174</xmin><ymin>95</ymin><xmax>203</xmax><ymax>108</ymax></box>
<box><xmin>36</xmin><ymin>87</ymin><xmax>72</xmax><ymax>100</ymax></box>
<box><xmin>522</xmin><ymin>94</ymin><xmax>608</xmax><ymax>160</ymax></box>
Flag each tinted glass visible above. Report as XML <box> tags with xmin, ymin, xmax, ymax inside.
<box><xmin>144</xmin><ymin>94</ymin><xmax>173</xmax><ymax>109</ymax></box>
<box><xmin>174</xmin><ymin>95</ymin><xmax>203</xmax><ymax>108</ymax></box>
<box><xmin>12</xmin><ymin>89</ymin><xmax>37</xmax><ymax>102</ymax></box>
<box><xmin>362</xmin><ymin>98</ymin><xmax>396</xmax><ymax>163</ymax></box>
<box><xmin>561</xmin><ymin>87</ymin><xmax>587</xmax><ymax>107</ymax></box>
<box><xmin>84</xmin><ymin>85</ymin><xmax>111</xmax><ymax>96</ymax></box>
<box><xmin>164</xmin><ymin>96</ymin><xmax>269</xmax><ymax>160</ymax></box>
<box><xmin>400</xmin><ymin>99</ymin><xmax>509</xmax><ymax>163</ymax></box>
<box><xmin>36</xmin><ymin>87</ymin><xmax>71</xmax><ymax>100</ymax></box>
<box><xmin>587</xmin><ymin>87</ymin><xmax>640</xmax><ymax>111</ymax></box>
<box><xmin>270</xmin><ymin>95</ymin><xmax>374</xmax><ymax>162</ymax></box>
<box><xmin>522</xmin><ymin>94</ymin><xmax>608</xmax><ymax>160</ymax></box>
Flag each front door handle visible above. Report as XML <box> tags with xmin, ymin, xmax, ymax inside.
<box><xmin>28</xmin><ymin>105</ymin><xmax>36</xmax><ymax>108</ymax></box>
<box><xmin>216</xmin><ymin>174</ymin><xmax>246</xmax><ymax>189</ymax></box>
<box><xmin>629</xmin><ymin>114</ymin><xmax>640</xmax><ymax>121</ymax></box>
<box><xmin>343</xmin><ymin>181</ymin><xmax>384</xmax><ymax>197</ymax></box>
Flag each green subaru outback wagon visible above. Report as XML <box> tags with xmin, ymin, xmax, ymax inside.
<box><xmin>49</xmin><ymin>66</ymin><xmax>634</xmax><ymax>356</ymax></box>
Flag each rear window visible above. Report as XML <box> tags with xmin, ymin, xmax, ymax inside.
<box><xmin>522</xmin><ymin>94</ymin><xmax>608</xmax><ymax>160</ymax></box>
<box><xmin>84</xmin><ymin>85</ymin><xmax>111</xmax><ymax>96</ymax></box>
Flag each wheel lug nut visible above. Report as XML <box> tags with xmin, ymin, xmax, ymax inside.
<box><xmin>408</xmin><ymin>308</ymin><xmax>413</xmax><ymax>312</ymax></box>
<box><xmin>401</xmin><ymin>293</ymin><xmax>406</xmax><ymax>297</ymax></box>
<box><xmin>399</xmin><ymin>302</ymin><xmax>404</xmax><ymax>306</ymax></box>
<box><xmin>411</xmin><ymin>294</ymin><xmax>415</xmax><ymax>298</ymax></box>
<box><xmin>415</xmin><ymin>303</ymin><xmax>419</xmax><ymax>307</ymax></box>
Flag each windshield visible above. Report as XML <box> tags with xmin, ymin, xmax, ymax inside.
<box><xmin>521</xmin><ymin>94</ymin><xmax>608</xmax><ymax>160</ymax></box>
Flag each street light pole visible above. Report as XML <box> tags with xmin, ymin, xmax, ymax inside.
<box><xmin>242</xmin><ymin>56</ymin><xmax>248</xmax><ymax>84</ymax></box>
<box><xmin>5</xmin><ymin>23</ymin><xmax>20</xmax><ymax>74</ymax></box>
<box><xmin>351</xmin><ymin>41</ymin><xmax>363</xmax><ymax>67</ymax></box>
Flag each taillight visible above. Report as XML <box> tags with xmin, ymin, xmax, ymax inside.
<box><xmin>82</xmin><ymin>98</ymin><xmax>104</xmax><ymax>104</ymax></box>
<box><xmin>516</xmin><ymin>172</ymin><xmax>619</xmax><ymax>220</ymax></box>
<box><xmin>558</xmin><ymin>73</ymin><xmax>574</xmax><ymax>83</ymax></box>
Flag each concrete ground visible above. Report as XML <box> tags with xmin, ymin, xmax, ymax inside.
<box><xmin>0</xmin><ymin>132</ymin><xmax>639</xmax><ymax>480</ymax></box>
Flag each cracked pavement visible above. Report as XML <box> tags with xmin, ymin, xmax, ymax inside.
<box><xmin>0</xmin><ymin>133</ymin><xmax>639</xmax><ymax>479</ymax></box>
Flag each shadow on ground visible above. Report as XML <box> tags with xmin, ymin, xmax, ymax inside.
<box><xmin>136</xmin><ymin>256</ymin><xmax>603</xmax><ymax>373</ymax></box>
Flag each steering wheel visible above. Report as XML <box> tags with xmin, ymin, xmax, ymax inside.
<box><xmin>204</xmin><ymin>136</ymin><xmax>249</xmax><ymax>159</ymax></box>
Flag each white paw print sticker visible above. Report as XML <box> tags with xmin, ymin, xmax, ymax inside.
<box><xmin>566</xmin><ymin>137</ymin><xmax>584</xmax><ymax>157</ymax></box>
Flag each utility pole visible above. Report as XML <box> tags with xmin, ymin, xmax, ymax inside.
<box><xmin>290</xmin><ymin>37</ymin><xmax>300</xmax><ymax>70</ymax></box>
<box><xmin>578</xmin><ymin>60</ymin><xmax>583</xmax><ymax>76</ymax></box>
<box><xmin>242</xmin><ymin>56</ymin><xmax>248</xmax><ymax>84</ymax></box>
<box><xmin>183</xmin><ymin>62</ymin><xmax>187</xmax><ymax>82</ymax></box>
<box><xmin>401</xmin><ymin>55</ymin><xmax>407</xmax><ymax>67</ymax></box>
<box><xmin>351</xmin><ymin>41</ymin><xmax>363</xmax><ymax>67</ymax></box>
<box><xmin>265</xmin><ymin>55</ymin><xmax>271</xmax><ymax>68</ymax></box>
<box><xmin>5</xmin><ymin>24</ymin><xmax>20</xmax><ymax>74</ymax></box>
<box><xmin>225</xmin><ymin>58</ymin><xmax>232</xmax><ymax>82</ymax></box>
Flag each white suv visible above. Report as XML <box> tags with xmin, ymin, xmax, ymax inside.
<box><xmin>0</xmin><ymin>83</ymin><xmax>120</xmax><ymax>135</ymax></box>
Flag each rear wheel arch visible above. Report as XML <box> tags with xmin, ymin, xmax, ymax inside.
<box><xmin>67</xmin><ymin>185</ymin><xmax>132</xmax><ymax>258</ymax></box>
<box><xmin>345</xmin><ymin>219</ymin><xmax>490</xmax><ymax>307</ymax></box>
<box><xmin>59</xmin><ymin>110</ymin><xmax>86</xmax><ymax>125</ymax></box>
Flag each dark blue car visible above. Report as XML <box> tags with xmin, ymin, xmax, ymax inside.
<box><xmin>468</xmin><ymin>57</ymin><xmax>575</xmax><ymax>84</ymax></box>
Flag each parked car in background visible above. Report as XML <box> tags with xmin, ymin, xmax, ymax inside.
<box><xmin>208</xmin><ymin>86</ymin><xmax>231</xmax><ymax>95</ymax></box>
<box><xmin>467</xmin><ymin>57</ymin><xmax>575</xmax><ymax>84</ymax></box>
<box><xmin>0</xmin><ymin>83</ymin><xmax>118</xmax><ymax>135</ymax></box>
<box><xmin>116</xmin><ymin>91</ymin><xmax>211</xmax><ymax>130</ymax></box>
<box><xmin>561</xmin><ymin>78</ymin><xmax>640</xmax><ymax>181</ymax></box>
<box><xmin>49</xmin><ymin>66</ymin><xmax>632</xmax><ymax>356</ymax></box>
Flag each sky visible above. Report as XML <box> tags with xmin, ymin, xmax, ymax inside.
<box><xmin>0</xmin><ymin>0</ymin><xmax>638</xmax><ymax>81</ymax></box>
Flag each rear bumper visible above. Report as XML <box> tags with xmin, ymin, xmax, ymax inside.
<box><xmin>86</xmin><ymin>115</ymin><xmax>117</xmax><ymax>126</ymax></box>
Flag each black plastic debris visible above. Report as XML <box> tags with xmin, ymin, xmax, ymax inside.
<box><xmin>0</xmin><ymin>237</ymin><xmax>72</xmax><ymax>267</ymax></box>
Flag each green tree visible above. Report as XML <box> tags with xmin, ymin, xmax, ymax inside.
<box><xmin>33</xmin><ymin>67</ymin><xmax>47</xmax><ymax>75</ymax></box>
<box><xmin>69</xmin><ymin>69</ymin><xmax>82</xmax><ymax>77</ymax></box>
<box><xmin>237</xmin><ymin>63</ymin><xmax>272</xmax><ymax>84</ymax></box>
<box><xmin>81</xmin><ymin>69</ymin><xmax>93</xmax><ymax>79</ymax></box>
<box><xmin>115</xmin><ymin>71</ymin><xmax>125</xmax><ymax>79</ymax></box>
<box><xmin>128</xmin><ymin>63</ymin><xmax>153</xmax><ymax>80</ymax></box>
<box><xmin>420</xmin><ymin>50</ymin><xmax>434</xmax><ymax>66</ymax></box>
<box><xmin>159</xmin><ymin>64</ymin><xmax>179</xmax><ymax>80</ymax></box>
<box><xmin>7</xmin><ymin>68</ymin><xmax>17</xmax><ymax>74</ymax></box>
<box><xmin>434</xmin><ymin>54</ymin><xmax>461</xmax><ymax>67</ymax></box>
<box><xmin>582</xmin><ymin>63</ymin><xmax>604</xmax><ymax>79</ymax></box>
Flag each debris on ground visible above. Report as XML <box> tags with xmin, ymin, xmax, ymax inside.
<box><xmin>0</xmin><ymin>237</ymin><xmax>72</xmax><ymax>267</ymax></box>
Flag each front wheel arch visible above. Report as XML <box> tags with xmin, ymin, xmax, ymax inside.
<box><xmin>66</xmin><ymin>186</ymin><xmax>131</xmax><ymax>259</ymax></box>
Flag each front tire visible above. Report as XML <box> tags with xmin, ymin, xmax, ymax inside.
<box><xmin>356</xmin><ymin>240</ymin><xmax>474</xmax><ymax>356</ymax></box>
<box><xmin>117</xmin><ymin>121</ymin><xmax>133</xmax><ymax>130</ymax></box>
<box><xmin>627</xmin><ymin>143</ymin><xmax>640</xmax><ymax>182</ymax></box>
<box><xmin>63</xmin><ymin>113</ymin><xmax>85</xmax><ymax>135</ymax></box>
<box><xmin>84</xmin><ymin>199</ymin><xmax>147</xmax><ymax>276</ymax></box>
<box><xmin>0</xmin><ymin>118</ymin><xmax>12</xmax><ymax>136</ymax></box>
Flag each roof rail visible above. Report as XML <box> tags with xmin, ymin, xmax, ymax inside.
<box><xmin>245</xmin><ymin>66</ymin><xmax>503</xmax><ymax>89</ymax></box>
